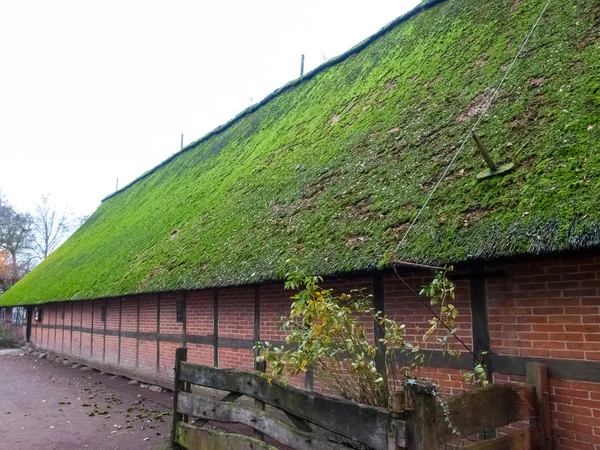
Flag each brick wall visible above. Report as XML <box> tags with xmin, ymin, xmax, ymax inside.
<box><xmin>23</xmin><ymin>253</ymin><xmax>600</xmax><ymax>449</ymax></box>
<box><xmin>487</xmin><ymin>256</ymin><xmax>600</xmax><ymax>449</ymax></box>
<box><xmin>218</xmin><ymin>287</ymin><xmax>254</xmax><ymax>370</ymax></box>
<box><xmin>186</xmin><ymin>290</ymin><xmax>214</xmax><ymax>367</ymax></box>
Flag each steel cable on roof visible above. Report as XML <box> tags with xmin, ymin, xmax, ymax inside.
<box><xmin>392</xmin><ymin>0</ymin><xmax>553</xmax><ymax>258</ymax></box>
<box><xmin>389</xmin><ymin>0</ymin><xmax>553</xmax><ymax>363</ymax></box>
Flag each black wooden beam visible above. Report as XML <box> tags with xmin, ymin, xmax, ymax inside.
<box><xmin>182</xmin><ymin>291</ymin><xmax>187</xmax><ymax>348</ymax></box>
<box><xmin>469</xmin><ymin>265</ymin><xmax>493</xmax><ymax>381</ymax></box>
<box><xmin>62</xmin><ymin>303</ymin><xmax>66</xmax><ymax>354</ymax></box>
<box><xmin>157</xmin><ymin>293</ymin><xmax>161</xmax><ymax>373</ymax></box>
<box><xmin>70</xmin><ymin>302</ymin><xmax>74</xmax><ymax>354</ymax></box>
<box><xmin>118</xmin><ymin>297</ymin><xmax>122</xmax><ymax>365</ymax></box>
<box><xmin>90</xmin><ymin>300</ymin><xmax>94</xmax><ymax>356</ymax></box>
<box><xmin>103</xmin><ymin>299</ymin><xmax>107</xmax><ymax>362</ymax></box>
<box><xmin>54</xmin><ymin>303</ymin><xmax>58</xmax><ymax>350</ymax></box>
<box><xmin>253</xmin><ymin>286</ymin><xmax>260</xmax><ymax>370</ymax></box>
<box><xmin>372</xmin><ymin>273</ymin><xmax>387</xmax><ymax>381</ymax></box>
<box><xmin>213</xmin><ymin>289</ymin><xmax>219</xmax><ymax>367</ymax></box>
<box><xmin>79</xmin><ymin>301</ymin><xmax>83</xmax><ymax>356</ymax></box>
<box><xmin>136</xmin><ymin>296</ymin><xmax>140</xmax><ymax>373</ymax></box>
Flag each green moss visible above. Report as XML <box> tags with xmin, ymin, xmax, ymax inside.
<box><xmin>2</xmin><ymin>0</ymin><xmax>599</xmax><ymax>306</ymax></box>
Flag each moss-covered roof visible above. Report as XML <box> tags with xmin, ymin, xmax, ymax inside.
<box><xmin>2</xmin><ymin>0</ymin><xmax>599</xmax><ymax>306</ymax></box>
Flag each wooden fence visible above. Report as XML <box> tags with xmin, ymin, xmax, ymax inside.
<box><xmin>171</xmin><ymin>348</ymin><xmax>551</xmax><ymax>450</ymax></box>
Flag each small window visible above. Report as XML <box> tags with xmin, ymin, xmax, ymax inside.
<box><xmin>176</xmin><ymin>301</ymin><xmax>184</xmax><ymax>323</ymax></box>
<box><xmin>35</xmin><ymin>308</ymin><xmax>44</xmax><ymax>322</ymax></box>
<box><xmin>101</xmin><ymin>305</ymin><xmax>107</xmax><ymax>323</ymax></box>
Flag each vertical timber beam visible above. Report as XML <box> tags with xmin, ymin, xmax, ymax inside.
<box><xmin>469</xmin><ymin>266</ymin><xmax>493</xmax><ymax>380</ymax></box>
<box><xmin>253</xmin><ymin>286</ymin><xmax>260</xmax><ymax>370</ymax></box>
<box><xmin>157</xmin><ymin>293</ymin><xmax>161</xmax><ymax>374</ymax></box>
<box><xmin>70</xmin><ymin>302</ymin><xmax>74</xmax><ymax>355</ymax></box>
<box><xmin>373</xmin><ymin>273</ymin><xmax>388</xmax><ymax>400</ymax></box>
<box><xmin>103</xmin><ymin>299</ymin><xmax>107</xmax><ymax>363</ymax></box>
<box><xmin>469</xmin><ymin>265</ymin><xmax>494</xmax><ymax>440</ymax></box>
<box><xmin>90</xmin><ymin>300</ymin><xmax>94</xmax><ymax>356</ymax></box>
<box><xmin>136</xmin><ymin>296</ymin><xmax>140</xmax><ymax>373</ymax></box>
<box><xmin>118</xmin><ymin>298</ymin><xmax>122</xmax><ymax>366</ymax></box>
<box><xmin>80</xmin><ymin>301</ymin><xmax>83</xmax><ymax>356</ymax></box>
<box><xmin>213</xmin><ymin>289</ymin><xmax>219</xmax><ymax>368</ymax></box>
<box><xmin>54</xmin><ymin>303</ymin><xmax>58</xmax><ymax>351</ymax></box>
<box><xmin>62</xmin><ymin>303</ymin><xmax>66</xmax><ymax>354</ymax></box>
<box><xmin>46</xmin><ymin>305</ymin><xmax>50</xmax><ymax>348</ymax></box>
<box><xmin>182</xmin><ymin>291</ymin><xmax>187</xmax><ymax>348</ymax></box>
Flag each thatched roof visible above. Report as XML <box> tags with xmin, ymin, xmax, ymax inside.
<box><xmin>2</xmin><ymin>0</ymin><xmax>599</xmax><ymax>306</ymax></box>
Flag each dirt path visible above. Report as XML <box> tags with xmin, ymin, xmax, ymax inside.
<box><xmin>0</xmin><ymin>350</ymin><xmax>172</xmax><ymax>450</ymax></box>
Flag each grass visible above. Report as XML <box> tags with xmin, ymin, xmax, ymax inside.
<box><xmin>1</xmin><ymin>0</ymin><xmax>598</xmax><ymax>306</ymax></box>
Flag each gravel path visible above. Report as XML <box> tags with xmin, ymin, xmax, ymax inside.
<box><xmin>0</xmin><ymin>350</ymin><xmax>172</xmax><ymax>450</ymax></box>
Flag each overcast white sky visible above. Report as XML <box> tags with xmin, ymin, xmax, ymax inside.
<box><xmin>0</xmin><ymin>0</ymin><xmax>420</xmax><ymax>217</ymax></box>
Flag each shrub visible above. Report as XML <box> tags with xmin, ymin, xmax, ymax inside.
<box><xmin>255</xmin><ymin>268</ymin><xmax>485</xmax><ymax>408</ymax></box>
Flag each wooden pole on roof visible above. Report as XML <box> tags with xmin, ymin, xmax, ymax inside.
<box><xmin>300</xmin><ymin>54</ymin><xmax>305</xmax><ymax>76</ymax></box>
<box><xmin>181</xmin><ymin>133</ymin><xmax>184</xmax><ymax>150</ymax></box>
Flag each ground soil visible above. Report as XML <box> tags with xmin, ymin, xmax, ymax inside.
<box><xmin>0</xmin><ymin>349</ymin><xmax>172</xmax><ymax>450</ymax></box>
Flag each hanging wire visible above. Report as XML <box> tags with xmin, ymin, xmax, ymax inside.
<box><xmin>393</xmin><ymin>0</ymin><xmax>552</xmax><ymax>257</ymax></box>
<box><xmin>390</xmin><ymin>0</ymin><xmax>553</xmax><ymax>362</ymax></box>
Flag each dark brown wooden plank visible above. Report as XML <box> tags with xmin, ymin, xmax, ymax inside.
<box><xmin>463</xmin><ymin>426</ymin><xmax>534</xmax><ymax>450</ymax></box>
<box><xmin>526</xmin><ymin>362</ymin><xmax>552</xmax><ymax>450</ymax></box>
<box><xmin>182</xmin><ymin>291</ymin><xmax>187</xmax><ymax>348</ymax></box>
<box><xmin>469</xmin><ymin>268</ymin><xmax>492</xmax><ymax>380</ymax></box>
<box><xmin>175</xmin><ymin>422</ymin><xmax>277</xmax><ymax>450</ymax></box>
<box><xmin>492</xmin><ymin>354</ymin><xmax>600</xmax><ymax>383</ymax></box>
<box><xmin>373</xmin><ymin>273</ymin><xmax>387</xmax><ymax>391</ymax></box>
<box><xmin>179</xmin><ymin>362</ymin><xmax>391</xmax><ymax>450</ymax></box>
<box><xmin>213</xmin><ymin>289</ymin><xmax>219</xmax><ymax>367</ymax></box>
<box><xmin>157</xmin><ymin>293</ymin><xmax>161</xmax><ymax>373</ymax></box>
<box><xmin>436</xmin><ymin>384</ymin><xmax>535</xmax><ymax>443</ymax></box>
<box><xmin>177</xmin><ymin>392</ymin><xmax>350</xmax><ymax>450</ymax></box>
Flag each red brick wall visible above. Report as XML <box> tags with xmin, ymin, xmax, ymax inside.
<box><xmin>138</xmin><ymin>294</ymin><xmax>157</xmax><ymax>378</ymax></box>
<box><xmin>488</xmin><ymin>256</ymin><xmax>600</xmax><ymax>449</ymax></box>
<box><xmin>24</xmin><ymin>254</ymin><xmax>600</xmax><ymax>449</ymax></box>
<box><xmin>91</xmin><ymin>301</ymin><xmax>104</xmax><ymax>362</ymax></box>
<box><xmin>105</xmin><ymin>299</ymin><xmax>120</xmax><ymax>366</ymax></box>
<box><xmin>81</xmin><ymin>301</ymin><xmax>92</xmax><ymax>357</ymax></box>
<box><xmin>72</xmin><ymin>302</ymin><xmax>82</xmax><ymax>357</ymax></box>
<box><xmin>159</xmin><ymin>293</ymin><xmax>184</xmax><ymax>379</ymax></box>
<box><xmin>186</xmin><ymin>290</ymin><xmax>214</xmax><ymax>367</ymax></box>
<box><xmin>120</xmin><ymin>297</ymin><xmax>137</xmax><ymax>372</ymax></box>
<box><xmin>488</xmin><ymin>258</ymin><xmax>600</xmax><ymax>361</ymax></box>
<box><xmin>218</xmin><ymin>287</ymin><xmax>254</xmax><ymax>370</ymax></box>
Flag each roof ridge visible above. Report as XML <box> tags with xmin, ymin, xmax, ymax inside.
<box><xmin>102</xmin><ymin>0</ymin><xmax>448</xmax><ymax>202</ymax></box>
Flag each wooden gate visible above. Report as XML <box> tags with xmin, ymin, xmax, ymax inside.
<box><xmin>171</xmin><ymin>348</ymin><xmax>550</xmax><ymax>450</ymax></box>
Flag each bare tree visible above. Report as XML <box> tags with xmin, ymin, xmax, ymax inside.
<box><xmin>0</xmin><ymin>191</ymin><xmax>33</xmax><ymax>292</ymax></box>
<box><xmin>31</xmin><ymin>194</ymin><xmax>74</xmax><ymax>261</ymax></box>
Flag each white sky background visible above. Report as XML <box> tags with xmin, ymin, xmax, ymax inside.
<box><xmin>0</xmin><ymin>0</ymin><xmax>420</xmax><ymax>217</ymax></box>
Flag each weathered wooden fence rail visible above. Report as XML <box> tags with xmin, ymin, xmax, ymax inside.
<box><xmin>171</xmin><ymin>348</ymin><xmax>550</xmax><ymax>450</ymax></box>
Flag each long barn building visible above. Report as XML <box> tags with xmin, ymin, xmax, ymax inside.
<box><xmin>1</xmin><ymin>0</ymin><xmax>599</xmax><ymax>448</ymax></box>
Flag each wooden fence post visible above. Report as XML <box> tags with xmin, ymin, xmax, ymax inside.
<box><xmin>405</xmin><ymin>381</ymin><xmax>437</xmax><ymax>450</ymax></box>
<box><xmin>389</xmin><ymin>391</ymin><xmax>406</xmax><ymax>450</ymax></box>
<box><xmin>171</xmin><ymin>347</ymin><xmax>188</xmax><ymax>445</ymax></box>
<box><xmin>526</xmin><ymin>362</ymin><xmax>552</xmax><ymax>449</ymax></box>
